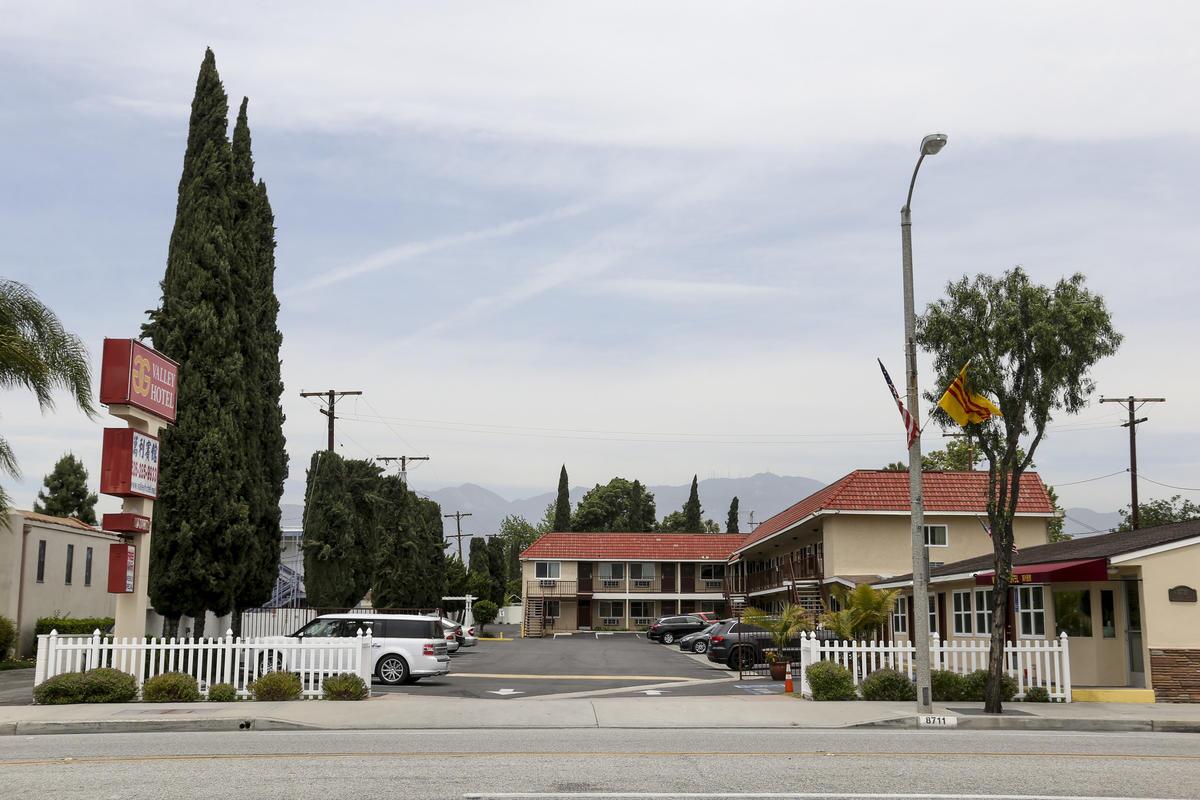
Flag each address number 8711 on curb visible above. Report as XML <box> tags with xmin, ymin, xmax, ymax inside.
<box><xmin>919</xmin><ymin>714</ymin><xmax>958</xmax><ymax>728</ymax></box>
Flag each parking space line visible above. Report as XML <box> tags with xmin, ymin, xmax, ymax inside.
<box><xmin>450</xmin><ymin>673</ymin><xmax>697</xmax><ymax>682</ymax></box>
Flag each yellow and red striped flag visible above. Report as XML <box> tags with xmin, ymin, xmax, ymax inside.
<box><xmin>937</xmin><ymin>362</ymin><xmax>1002</xmax><ymax>426</ymax></box>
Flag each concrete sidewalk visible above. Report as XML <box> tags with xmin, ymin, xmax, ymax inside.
<box><xmin>2</xmin><ymin>694</ymin><xmax>1199</xmax><ymax>736</ymax></box>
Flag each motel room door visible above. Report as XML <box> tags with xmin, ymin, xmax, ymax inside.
<box><xmin>1124</xmin><ymin>580</ymin><xmax>1145</xmax><ymax>687</ymax></box>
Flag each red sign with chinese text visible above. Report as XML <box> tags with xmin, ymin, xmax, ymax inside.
<box><xmin>108</xmin><ymin>543</ymin><xmax>136</xmax><ymax>593</ymax></box>
<box><xmin>100</xmin><ymin>428</ymin><xmax>160</xmax><ymax>499</ymax></box>
<box><xmin>100</xmin><ymin>339</ymin><xmax>178</xmax><ymax>423</ymax></box>
<box><xmin>102</xmin><ymin>512</ymin><xmax>152</xmax><ymax>534</ymax></box>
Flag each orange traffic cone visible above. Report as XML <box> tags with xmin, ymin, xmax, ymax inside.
<box><xmin>784</xmin><ymin>660</ymin><xmax>794</xmax><ymax>693</ymax></box>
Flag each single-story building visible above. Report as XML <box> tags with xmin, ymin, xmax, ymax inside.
<box><xmin>0</xmin><ymin>510</ymin><xmax>121</xmax><ymax>657</ymax></box>
<box><xmin>876</xmin><ymin>519</ymin><xmax>1200</xmax><ymax>702</ymax></box>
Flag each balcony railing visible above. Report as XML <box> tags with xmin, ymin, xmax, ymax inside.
<box><xmin>526</xmin><ymin>580</ymin><xmax>578</xmax><ymax>597</ymax></box>
<box><xmin>724</xmin><ymin>551</ymin><xmax>823</xmax><ymax>596</ymax></box>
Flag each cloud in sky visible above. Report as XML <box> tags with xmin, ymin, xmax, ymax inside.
<box><xmin>1</xmin><ymin>2</ymin><xmax>1198</xmax><ymax>518</ymax></box>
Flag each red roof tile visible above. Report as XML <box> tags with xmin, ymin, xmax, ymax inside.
<box><xmin>736</xmin><ymin>470</ymin><xmax>1054</xmax><ymax>553</ymax></box>
<box><xmin>521</xmin><ymin>532</ymin><xmax>746</xmax><ymax>562</ymax></box>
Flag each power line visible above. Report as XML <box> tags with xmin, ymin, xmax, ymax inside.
<box><xmin>299</xmin><ymin>389</ymin><xmax>363</xmax><ymax>451</ymax></box>
<box><xmin>1053</xmin><ymin>468</ymin><xmax>1129</xmax><ymax>487</ymax></box>
<box><xmin>1137</xmin><ymin>474</ymin><xmax>1200</xmax><ymax>493</ymax></box>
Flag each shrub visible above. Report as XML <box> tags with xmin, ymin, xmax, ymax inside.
<box><xmin>249</xmin><ymin>670</ymin><xmax>302</xmax><ymax>701</ymax></box>
<box><xmin>1022</xmin><ymin>686</ymin><xmax>1051</xmax><ymax>703</ymax></box>
<box><xmin>931</xmin><ymin>669</ymin><xmax>969</xmax><ymax>702</ymax></box>
<box><xmin>142</xmin><ymin>672</ymin><xmax>200</xmax><ymax>703</ymax></box>
<box><xmin>32</xmin><ymin>617</ymin><xmax>114</xmax><ymax>654</ymax></box>
<box><xmin>807</xmin><ymin>660</ymin><xmax>857</xmax><ymax>701</ymax></box>
<box><xmin>0</xmin><ymin>616</ymin><xmax>16</xmax><ymax>659</ymax></box>
<box><xmin>33</xmin><ymin>668</ymin><xmax>137</xmax><ymax>704</ymax></box>
<box><xmin>473</xmin><ymin>600</ymin><xmax>499</xmax><ymax>632</ymax></box>
<box><xmin>33</xmin><ymin>672</ymin><xmax>87</xmax><ymax>704</ymax></box>
<box><xmin>322</xmin><ymin>673</ymin><xmax>369</xmax><ymax>701</ymax></box>
<box><xmin>860</xmin><ymin>668</ymin><xmax>917</xmax><ymax>701</ymax></box>
<box><xmin>208</xmin><ymin>683</ymin><xmax>239</xmax><ymax>702</ymax></box>
<box><xmin>964</xmin><ymin>669</ymin><xmax>1017</xmax><ymax>703</ymax></box>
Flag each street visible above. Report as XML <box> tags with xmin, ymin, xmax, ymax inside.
<box><xmin>2</xmin><ymin>728</ymin><xmax>1198</xmax><ymax>799</ymax></box>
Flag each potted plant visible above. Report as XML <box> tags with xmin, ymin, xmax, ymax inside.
<box><xmin>744</xmin><ymin>604</ymin><xmax>813</xmax><ymax>681</ymax></box>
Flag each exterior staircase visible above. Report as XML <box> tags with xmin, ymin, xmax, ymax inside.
<box><xmin>791</xmin><ymin>581</ymin><xmax>825</xmax><ymax>614</ymax></box>
<box><xmin>523</xmin><ymin>597</ymin><xmax>545</xmax><ymax>638</ymax></box>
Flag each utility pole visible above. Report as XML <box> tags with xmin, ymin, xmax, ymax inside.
<box><xmin>1100</xmin><ymin>395</ymin><xmax>1166</xmax><ymax>529</ymax></box>
<box><xmin>299</xmin><ymin>389</ymin><xmax>362</xmax><ymax>451</ymax></box>
<box><xmin>747</xmin><ymin>511</ymin><xmax>759</xmax><ymax>530</ymax></box>
<box><xmin>444</xmin><ymin>511</ymin><xmax>473</xmax><ymax>562</ymax></box>
<box><xmin>942</xmin><ymin>431</ymin><xmax>976</xmax><ymax>470</ymax></box>
<box><xmin>377</xmin><ymin>455</ymin><xmax>430</xmax><ymax>483</ymax></box>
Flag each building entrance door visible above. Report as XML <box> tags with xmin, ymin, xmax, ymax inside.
<box><xmin>1124</xmin><ymin>580</ymin><xmax>1145</xmax><ymax>688</ymax></box>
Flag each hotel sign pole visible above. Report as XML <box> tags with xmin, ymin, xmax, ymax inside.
<box><xmin>98</xmin><ymin>339</ymin><xmax>178</xmax><ymax>642</ymax></box>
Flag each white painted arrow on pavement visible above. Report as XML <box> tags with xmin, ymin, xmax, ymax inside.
<box><xmin>487</xmin><ymin>688</ymin><xmax>524</xmax><ymax>696</ymax></box>
<box><xmin>641</xmin><ymin>690</ymin><xmax>666</xmax><ymax>695</ymax></box>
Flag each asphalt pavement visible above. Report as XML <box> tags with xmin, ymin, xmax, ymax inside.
<box><xmin>3</xmin><ymin>727</ymin><xmax>1198</xmax><ymax>799</ymax></box>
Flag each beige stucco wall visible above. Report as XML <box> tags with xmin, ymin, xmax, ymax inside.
<box><xmin>1122</xmin><ymin>545</ymin><xmax>1200</xmax><ymax>650</ymax></box>
<box><xmin>520</xmin><ymin>559</ymin><xmax>579</xmax><ymax>585</ymax></box>
<box><xmin>823</xmin><ymin>514</ymin><xmax>1050</xmax><ymax>578</ymax></box>
<box><xmin>0</xmin><ymin>513</ymin><xmax>119</xmax><ymax>657</ymax></box>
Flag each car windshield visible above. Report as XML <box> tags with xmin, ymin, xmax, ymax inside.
<box><xmin>293</xmin><ymin>618</ymin><xmax>345</xmax><ymax>638</ymax></box>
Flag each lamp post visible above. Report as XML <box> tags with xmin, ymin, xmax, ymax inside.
<box><xmin>901</xmin><ymin>132</ymin><xmax>947</xmax><ymax>714</ymax></box>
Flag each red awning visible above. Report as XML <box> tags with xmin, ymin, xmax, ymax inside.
<box><xmin>974</xmin><ymin>558</ymin><xmax>1109</xmax><ymax>586</ymax></box>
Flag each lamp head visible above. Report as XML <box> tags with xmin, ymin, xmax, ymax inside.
<box><xmin>921</xmin><ymin>133</ymin><xmax>948</xmax><ymax>156</ymax></box>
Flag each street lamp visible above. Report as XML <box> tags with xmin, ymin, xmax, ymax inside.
<box><xmin>900</xmin><ymin>132</ymin><xmax>947</xmax><ymax>714</ymax></box>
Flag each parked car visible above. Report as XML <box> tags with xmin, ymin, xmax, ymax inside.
<box><xmin>274</xmin><ymin>613</ymin><xmax>450</xmax><ymax>685</ymax></box>
<box><xmin>693</xmin><ymin>611</ymin><xmax>722</xmax><ymax>625</ymax></box>
<box><xmin>677</xmin><ymin>622</ymin><xmax>720</xmax><ymax>654</ymax></box>
<box><xmin>646</xmin><ymin>615</ymin><xmax>711</xmax><ymax>644</ymax></box>
<box><xmin>442</xmin><ymin>617</ymin><xmax>476</xmax><ymax>648</ymax></box>
<box><xmin>441</xmin><ymin>619</ymin><xmax>463</xmax><ymax>653</ymax></box>
<box><xmin>705</xmin><ymin>620</ymin><xmax>833</xmax><ymax>670</ymax></box>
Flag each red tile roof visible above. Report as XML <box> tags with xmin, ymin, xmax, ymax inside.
<box><xmin>736</xmin><ymin>470</ymin><xmax>1054</xmax><ymax>553</ymax></box>
<box><xmin>521</xmin><ymin>532</ymin><xmax>746</xmax><ymax>562</ymax></box>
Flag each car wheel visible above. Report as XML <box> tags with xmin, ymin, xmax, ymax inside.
<box><xmin>729</xmin><ymin>646</ymin><xmax>754</xmax><ymax>670</ymax></box>
<box><xmin>693</xmin><ymin>640</ymin><xmax>708</xmax><ymax>654</ymax></box>
<box><xmin>377</xmin><ymin>655</ymin><xmax>409</xmax><ymax>686</ymax></box>
<box><xmin>661</xmin><ymin>632</ymin><xmax>675</xmax><ymax>644</ymax></box>
<box><xmin>258</xmin><ymin>651</ymin><xmax>283</xmax><ymax>674</ymax></box>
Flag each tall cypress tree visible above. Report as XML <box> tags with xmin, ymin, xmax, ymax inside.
<box><xmin>147</xmin><ymin>49</ymin><xmax>252</xmax><ymax>637</ymax></box>
<box><xmin>302</xmin><ymin>452</ymin><xmax>377</xmax><ymax>608</ymax></box>
<box><xmin>683</xmin><ymin>475</ymin><xmax>703</xmax><ymax>533</ymax></box>
<box><xmin>553</xmin><ymin>465</ymin><xmax>571</xmax><ymax>531</ymax></box>
<box><xmin>726</xmin><ymin>496</ymin><xmax>740</xmax><ymax>534</ymax></box>
<box><xmin>228</xmin><ymin>97</ymin><xmax>287</xmax><ymax>633</ymax></box>
<box><xmin>372</xmin><ymin>476</ymin><xmax>447</xmax><ymax>609</ymax></box>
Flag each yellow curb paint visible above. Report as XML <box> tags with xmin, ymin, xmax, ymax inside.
<box><xmin>1072</xmin><ymin>687</ymin><xmax>1156</xmax><ymax>703</ymax></box>
<box><xmin>448</xmin><ymin>672</ymin><xmax>694</xmax><ymax>682</ymax></box>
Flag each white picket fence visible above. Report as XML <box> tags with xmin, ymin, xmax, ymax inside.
<box><xmin>797</xmin><ymin>631</ymin><xmax>1072</xmax><ymax>702</ymax></box>
<box><xmin>34</xmin><ymin>628</ymin><xmax>374</xmax><ymax>701</ymax></box>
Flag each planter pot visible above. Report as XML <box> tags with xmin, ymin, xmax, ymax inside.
<box><xmin>769</xmin><ymin>661</ymin><xmax>788</xmax><ymax>681</ymax></box>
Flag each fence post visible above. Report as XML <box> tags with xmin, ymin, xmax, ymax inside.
<box><xmin>1059</xmin><ymin>631</ymin><xmax>1072</xmax><ymax>703</ymax></box>
<box><xmin>358</xmin><ymin>627</ymin><xmax>373</xmax><ymax>696</ymax></box>
<box><xmin>797</xmin><ymin>632</ymin><xmax>812</xmax><ymax>698</ymax></box>
<box><xmin>223</xmin><ymin>629</ymin><xmax>234</xmax><ymax>688</ymax></box>
<box><xmin>88</xmin><ymin>628</ymin><xmax>101</xmax><ymax>671</ymax></box>
<box><xmin>929</xmin><ymin>631</ymin><xmax>941</xmax><ymax>672</ymax></box>
<box><xmin>34</xmin><ymin>632</ymin><xmax>52</xmax><ymax>687</ymax></box>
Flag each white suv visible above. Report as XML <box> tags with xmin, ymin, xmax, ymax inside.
<box><xmin>283</xmin><ymin>613</ymin><xmax>450</xmax><ymax>685</ymax></box>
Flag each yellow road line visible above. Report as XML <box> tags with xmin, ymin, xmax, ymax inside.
<box><xmin>449</xmin><ymin>673</ymin><xmax>694</xmax><ymax>682</ymax></box>
<box><xmin>4</xmin><ymin>751</ymin><xmax>1199</xmax><ymax>768</ymax></box>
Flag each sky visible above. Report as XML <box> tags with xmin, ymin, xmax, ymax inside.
<box><xmin>2</xmin><ymin>2</ymin><xmax>1199</xmax><ymax>522</ymax></box>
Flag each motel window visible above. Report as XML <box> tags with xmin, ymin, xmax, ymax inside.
<box><xmin>1053</xmin><ymin>589</ymin><xmax>1093</xmax><ymax>638</ymax></box>
<box><xmin>535</xmin><ymin>562</ymin><xmax>560</xmax><ymax>580</ymax></box>
<box><xmin>1101</xmin><ymin>589</ymin><xmax>1116</xmax><ymax>638</ymax></box>
<box><xmin>891</xmin><ymin>599</ymin><xmax>908</xmax><ymax>634</ymax></box>
<box><xmin>65</xmin><ymin>544</ymin><xmax>75</xmax><ymax>585</ymax></box>
<box><xmin>598</xmin><ymin>601</ymin><xmax>623</xmax><ymax>619</ymax></box>
<box><xmin>629</xmin><ymin>601</ymin><xmax>654</xmax><ymax>619</ymax></box>
<box><xmin>36</xmin><ymin>540</ymin><xmax>46</xmax><ymax>583</ymax></box>
<box><xmin>974</xmin><ymin>589</ymin><xmax>994</xmax><ymax>635</ymax></box>
<box><xmin>629</xmin><ymin>562</ymin><xmax>656</xmax><ymax>580</ymax></box>
<box><xmin>952</xmin><ymin>590</ymin><xmax>973</xmax><ymax>635</ymax></box>
<box><xmin>84</xmin><ymin>547</ymin><xmax>93</xmax><ymax>587</ymax></box>
<box><xmin>700</xmin><ymin>564</ymin><xmax>725</xmax><ymax>580</ymax></box>
<box><xmin>923</xmin><ymin>525</ymin><xmax>948</xmax><ymax>547</ymax></box>
<box><xmin>544</xmin><ymin>600</ymin><xmax>560</xmax><ymax>618</ymax></box>
<box><xmin>599</xmin><ymin>562</ymin><xmax>624</xmax><ymax>580</ymax></box>
<box><xmin>928</xmin><ymin>594</ymin><xmax>939</xmax><ymax>634</ymax></box>
<box><xmin>1017</xmin><ymin>585</ymin><xmax>1046</xmax><ymax>637</ymax></box>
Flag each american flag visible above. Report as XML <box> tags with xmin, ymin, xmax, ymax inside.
<box><xmin>878</xmin><ymin>358</ymin><xmax>919</xmax><ymax>448</ymax></box>
<box><xmin>976</xmin><ymin>515</ymin><xmax>1019</xmax><ymax>554</ymax></box>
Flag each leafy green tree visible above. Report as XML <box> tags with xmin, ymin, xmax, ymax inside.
<box><xmin>683</xmin><ymin>475</ymin><xmax>703</xmax><ymax>532</ymax></box>
<box><xmin>1046</xmin><ymin>485</ymin><xmax>1069</xmax><ymax>542</ymax></box>
<box><xmin>486</xmin><ymin>536</ymin><xmax>508</xmax><ymax>604</ymax></box>
<box><xmin>227</xmin><ymin>97</ymin><xmax>287</xmax><ymax>633</ymax></box>
<box><xmin>371</xmin><ymin>475</ymin><xmax>447</xmax><ymax>609</ymax></box>
<box><xmin>301</xmin><ymin>452</ymin><xmax>375</xmax><ymax>608</ymax></box>
<box><xmin>473</xmin><ymin>599</ymin><xmax>499</xmax><ymax>633</ymax></box>
<box><xmin>442</xmin><ymin>555</ymin><xmax>470</xmax><ymax>613</ymax></box>
<box><xmin>0</xmin><ymin>280</ymin><xmax>95</xmax><ymax>515</ymax></box>
<box><xmin>726</xmin><ymin>496</ymin><xmax>740</xmax><ymax>534</ymax></box>
<box><xmin>922</xmin><ymin>439</ymin><xmax>980</xmax><ymax>471</ymax></box>
<box><xmin>467</xmin><ymin>536</ymin><xmax>493</xmax><ymax>602</ymax></box>
<box><xmin>553</xmin><ymin>465</ymin><xmax>571</xmax><ymax>531</ymax></box>
<box><xmin>1117</xmin><ymin>495</ymin><xmax>1200</xmax><ymax>532</ymax></box>
<box><xmin>146</xmin><ymin>49</ymin><xmax>254</xmax><ymax>638</ymax></box>
<box><xmin>33</xmin><ymin>453</ymin><xmax>97</xmax><ymax>524</ymax></box>
<box><xmin>572</xmin><ymin>477</ymin><xmax>656</xmax><ymax>532</ymax></box>
<box><xmin>918</xmin><ymin>266</ymin><xmax>1121</xmax><ymax>713</ymax></box>
<box><xmin>658</xmin><ymin>510</ymin><xmax>687</xmax><ymax>532</ymax></box>
<box><xmin>496</xmin><ymin>514</ymin><xmax>543</xmax><ymax>585</ymax></box>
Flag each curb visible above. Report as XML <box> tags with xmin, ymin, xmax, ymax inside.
<box><xmin>855</xmin><ymin>715</ymin><xmax>1200</xmax><ymax>733</ymax></box>
<box><xmin>6</xmin><ymin>716</ymin><xmax>319</xmax><ymax>736</ymax></box>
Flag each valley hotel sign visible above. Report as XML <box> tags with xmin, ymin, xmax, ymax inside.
<box><xmin>100</xmin><ymin>338</ymin><xmax>178</xmax><ymax>423</ymax></box>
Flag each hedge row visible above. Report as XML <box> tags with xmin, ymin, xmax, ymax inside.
<box><xmin>33</xmin><ymin>670</ymin><xmax>370</xmax><ymax>703</ymax></box>
<box><xmin>807</xmin><ymin>663</ymin><xmax>1040</xmax><ymax>702</ymax></box>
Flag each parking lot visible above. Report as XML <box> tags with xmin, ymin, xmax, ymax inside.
<box><xmin>378</xmin><ymin>632</ymin><xmax>784</xmax><ymax>699</ymax></box>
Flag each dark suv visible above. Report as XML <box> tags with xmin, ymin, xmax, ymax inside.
<box><xmin>706</xmin><ymin>621</ymin><xmax>835</xmax><ymax>669</ymax></box>
<box><xmin>646</xmin><ymin>615</ymin><xmax>710</xmax><ymax>644</ymax></box>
